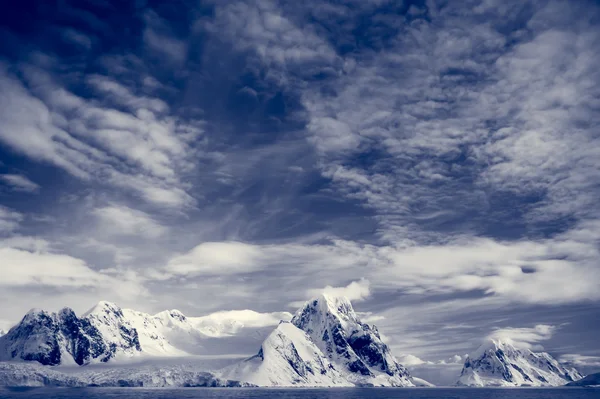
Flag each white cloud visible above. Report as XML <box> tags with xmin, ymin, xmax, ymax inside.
<box><xmin>0</xmin><ymin>245</ymin><xmax>141</xmax><ymax>296</ymax></box>
<box><xmin>0</xmin><ymin>62</ymin><xmax>200</xmax><ymax>208</ymax></box>
<box><xmin>290</xmin><ymin>279</ymin><xmax>371</xmax><ymax>307</ymax></box>
<box><xmin>93</xmin><ymin>205</ymin><xmax>167</xmax><ymax>239</ymax></box>
<box><xmin>158</xmin><ymin>225</ymin><xmax>600</xmax><ymax>306</ymax></box>
<box><xmin>559</xmin><ymin>354</ymin><xmax>600</xmax><ymax>368</ymax></box>
<box><xmin>205</xmin><ymin>0</ymin><xmax>337</xmax><ymax>71</ymax></box>
<box><xmin>192</xmin><ymin>309</ymin><xmax>292</xmax><ymax>337</ymax></box>
<box><xmin>0</xmin><ymin>174</ymin><xmax>40</xmax><ymax>192</ymax></box>
<box><xmin>486</xmin><ymin>324</ymin><xmax>556</xmax><ymax>350</ymax></box>
<box><xmin>165</xmin><ymin>242</ymin><xmax>263</xmax><ymax>276</ymax></box>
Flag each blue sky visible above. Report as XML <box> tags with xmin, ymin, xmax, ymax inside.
<box><xmin>1</xmin><ymin>0</ymin><xmax>600</xmax><ymax>380</ymax></box>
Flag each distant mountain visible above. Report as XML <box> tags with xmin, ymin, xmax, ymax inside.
<box><xmin>457</xmin><ymin>338</ymin><xmax>582</xmax><ymax>386</ymax></box>
<box><xmin>566</xmin><ymin>372</ymin><xmax>600</xmax><ymax>387</ymax></box>
<box><xmin>220</xmin><ymin>294</ymin><xmax>430</xmax><ymax>387</ymax></box>
<box><xmin>0</xmin><ymin>301</ymin><xmax>284</xmax><ymax>366</ymax></box>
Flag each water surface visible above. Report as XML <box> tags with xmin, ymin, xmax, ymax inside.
<box><xmin>1</xmin><ymin>387</ymin><xmax>599</xmax><ymax>399</ymax></box>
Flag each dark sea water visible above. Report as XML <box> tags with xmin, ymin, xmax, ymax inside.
<box><xmin>1</xmin><ymin>388</ymin><xmax>599</xmax><ymax>399</ymax></box>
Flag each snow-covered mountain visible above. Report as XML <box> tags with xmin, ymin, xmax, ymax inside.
<box><xmin>0</xmin><ymin>301</ymin><xmax>290</xmax><ymax>367</ymax></box>
<box><xmin>457</xmin><ymin>338</ymin><xmax>582</xmax><ymax>386</ymax></box>
<box><xmin>220</xmin><ymin>294</ymin><xmax>428</xmax><ymax>387</ymax></box>
<box><xmin>220</xmin><ymin>321</ymin><xmax>351</xmax><ymax>386</ymax></box>
<box><xmin>0</xmin><ymin>304</ymin><xmax>142</xmax><ymax>366</ymax></box>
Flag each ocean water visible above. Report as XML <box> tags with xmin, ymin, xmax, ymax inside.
<box><xmin>1</xmin><ymin>388</ymin><xmax>598</xmax><ymax>399</ymax></box>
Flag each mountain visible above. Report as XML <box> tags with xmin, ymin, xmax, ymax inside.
<box><xmin>0</xmin><ymin>301</ymin><xmax>210</xmax><ymax>365</ymax></box>
<box><xmin>220</xmin><ymin>321</ymin><xmax>351</xmax><ymax>386</ymax></box>
<box><xmin>566</xmin><ymin>372</ymin><xmax>600</xmax><ymax>387</ymax></box>
<box><xmin>456</xmin><ymin>338</ymin><xmax>582</xmax><ymax>386</ymax></box>
<box><xmin>0</xmin><ymin>301</ymin><xmax>290</xmax><ymax>367</ymax></box>
<box><xmin>0</xmin><ymin>305</ymin><xmax>142</xmax><ymax>366</ymax></box>
<box><xmin>220</xmin><ymin>294</ymin><xmax>427</xmax><ymax>387</ymax></box>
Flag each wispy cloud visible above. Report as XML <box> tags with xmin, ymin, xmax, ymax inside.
<box><xmin>486</xmin><ymin>324</ymin><xmax>556</xmax><ymax>350</ymax></box>
<box><xmin>93</xmin><ymin>205</ymin><xmax>167</xmax><ymax>239</ymax></box>
<box><xmin>0</xmin><ymin>174</ymin><xmax>40</xmax><ymax>193</ymax></box>
<box><xmin>0</xmin><ymin>61</ymin><xmax>199</xmax><ymax>208</ymax></box>
<box><xmin>0</xmin><ymin>206</ymin><xmax>23</xmax><ymax>233</ymax></box>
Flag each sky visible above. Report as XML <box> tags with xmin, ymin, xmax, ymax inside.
<box><xmin>1</xmin><ymin>0</ymin><xmax>600</xmax><ymax>382</ymax></box>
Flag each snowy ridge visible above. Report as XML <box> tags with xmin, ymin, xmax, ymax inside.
<box><xmin>0</xmin><ymin>302</ymin><xmax>291</xmax><ymax>366</ymax></box>
<box><xmin>0</xmin><ymin>302</ymin><xmax>195</xmax><ymax>365</ymax></box>
<box><xmin>220</xmin><ymin>295</ymin><xmax>427</xmax><ymax>387</ymax></box>
<box><xmin>457</xmin><ymin>338</ymin><xmax>582</xmax><ymax>386</ymax></box>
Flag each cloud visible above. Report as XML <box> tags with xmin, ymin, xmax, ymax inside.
<box><xmin>205</xmin><ymin>0</ymin><xmax>338</xmax><ymax>72</ymax></box>
<box><xmin>0</xmin><ymin>206</ymin><xmax>23</xmax><ymax>233</ymax></box>
<box><xmin>93</xmin><ymin>205</ymin><xmax>167</xmax><ymax>238</ymax></box>
<box><xmin>290</xmin><ymin>279</ymin><xmax>371</xmax><ymax>307</ymax></box>
<box><xmin>0</xmin><ymin>174</ymin><xmax>40</xmax><ymax>192</ymax></box>
<box><xmin>143</xmin><ymin>10</ymin><xmax>187</xmax><ymax>64</ymax></box>
<box><xmin>165</xmin><ymin>242</ymin><xmax>264</xmax><ymax>276</ymax></box>
<box><xmin>559</xmin><ymin>354</ymin><xmax>600</xmax><ymax>368</ymax></box>
<box><xmin>0</xmin><ymin>62</ymin><xmax>200</xmax><ymax>208</ymax></box>
<box><xmin>205</xmin><ymin>0</ymin><xmax>600</xmax><ymax>245</ymax></box>
<box><xmin>0</xmin><ymin>244</ymin><xmax>142</xmax><ymax>299</ymax></box>
<box><xmin>192</xmin><ymin>309</ymin><xmax>292</xmax><ymax>337</ymax></box>
<box><xmin>158</xmin><ymin>226</ymin><xmax>600</xmax><ymax>306</ymax></box>
<box><xmin>486</xmin><ymin>324</ymin><xmax>556</xmax><ymax>350</ymax></box>
<box><xmin>61</xmin><ymin>28</ymin><xmax>92</xmax><ymax>50</ymax></box>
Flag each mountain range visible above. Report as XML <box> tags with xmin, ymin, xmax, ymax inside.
<box><xmin>0</xmin><ymin>295</ymin><xmax>589</xmax><ymax>387</ymax></box>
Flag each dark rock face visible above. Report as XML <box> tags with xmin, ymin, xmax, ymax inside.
<box><xmin>0</xmin><ymin>305</ymin><xmax>142</xmax><ymax>366</ymax></box>
<box><xmin>291</xmin><ymin>295</ymin><xmax>411</xmax><ymax>384</ymax></box>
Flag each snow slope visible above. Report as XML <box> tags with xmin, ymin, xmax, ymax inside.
<box><xmin>457</xmin><ymin>338</ymin><xmax>582</xmax><ymax>386</ymax></box>
<box><xmin>220</xmin><ymin>321</ymin><xmax>351</xmax><ymax>386</ymax></box>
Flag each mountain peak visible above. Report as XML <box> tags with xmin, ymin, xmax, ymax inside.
<box><xmin>458</xmin><ymin>338</ymin><xmax>582</xmax><ymax>386</ymax></box>
<box><xmin>83</xmin><ymin>301</ymin><xmax>123</xmax><ymax>317</ymax></box>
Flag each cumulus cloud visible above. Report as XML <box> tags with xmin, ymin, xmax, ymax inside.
<box><xmin>0</xmin><ymin>174</ymin><xmax>40</xmax><ymax>192</ymax></box>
